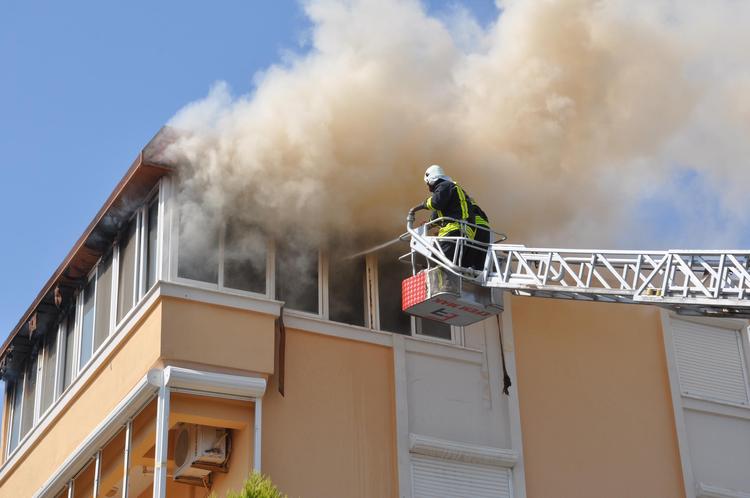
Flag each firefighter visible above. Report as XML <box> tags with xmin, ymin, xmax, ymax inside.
<box><xmin>410</xmin><ymin>164</ymin><xmax>491</xmax><ymax>270</ymax></box>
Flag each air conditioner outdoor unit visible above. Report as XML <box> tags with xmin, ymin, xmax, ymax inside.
<box><xmin>173</xmin><ymin>423</ymin><xmax>230</xmax><ymax>485</ymax></box>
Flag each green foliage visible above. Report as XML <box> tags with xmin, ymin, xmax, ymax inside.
<box><xmin>217</xmin><ymin>472</ymin><xmax>287</xmax><ymax>498</ymax></box>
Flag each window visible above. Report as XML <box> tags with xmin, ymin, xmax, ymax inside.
<box><xmin>94</xmin><ymin>252</ymin><xmax>113</xmax><ymax>351</ymax></box>
<box><xmin>117</xmin><ymin>218</ymin><xmax>138</xmax><ymax>321</ymax></box>
<box><xmin>276</xmin><ymin>240</ymin><xmax>319</xmax><ymax>314</ymax></box>
<box><xmin>39</xmin><ymin>328</ymin><xmax>58</xmax><ymax>415</ymax></box>
<box><xmin>177</xmin><ymin>212</ymin><xmax>219</xmax><ymax>284</ymax></box>
<box><xmin>223</xmin><ymin>219</ymin><xmax>266</xmax><ymax>294</ymax></box>
<box><xmin>63</xmin><ymin>309</ymin><xmax>76</xmax><ymax>391</ymax></box>
<box><xmin>329</xmin><ymin>252</ymin><xmax>366</xmax><ymax>327</ymax></box>
<box><xmin>411</xmin><ymin>454</ymin><xmax>512</xmax><ymax>498</ymax></box>
<box><xmin>377</xmin><ymin>250</ymin><xmax>411</xmax><ymax>334</ymax></box>
<box><xmin>415</xmin><ymin>317</ymin><xmax>452</xmax><ymax>341</ymax></box>
<box><xmin>20</xmin><ymin>356</ymin><xmax>37</xmax><ymax>438</ymax></box>
<box><xmin>79</xmin><ymin>278</ymin><xmax>96</xmax><ymax>369</ymax></box>
<box><xmin>672</xmin><ymin>319</ymin><xmax>750</xmax><ymax>405</ymax></box>
<box><xmin>146</xmin><ymin>199</ymin><xmax>159</xmax><ymax>290</ymax></box>
<box><xmin>3</xmin><ymin>188</ymin><xmax>163</xmax><ymax>457</ymax></box>
<box><xmin>8</xmin><ymin>381</ymin><xmax>22</xmax><ymax>453</ymax></box>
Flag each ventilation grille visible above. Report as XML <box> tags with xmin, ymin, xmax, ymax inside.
<box><xmin>411</xmin><ymin>454</ymin><xmax>511</xmax><ymax>498</ymax></box>
<box><xmin>672</xmin><ymin>319</ymin><xmax>749</xmax><ymax>405</ymax></box>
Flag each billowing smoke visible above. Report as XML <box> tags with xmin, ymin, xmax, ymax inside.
<box><xmin>166</xmin><ymin>0</ymin><xmax>750</xmax><ymax>251</ymax></box>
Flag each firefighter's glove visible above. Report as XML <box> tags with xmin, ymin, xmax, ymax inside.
<box><xmin>407</xmin><ymin>202</ymin><xmax>427</xmax><ymax>225</ymax></box>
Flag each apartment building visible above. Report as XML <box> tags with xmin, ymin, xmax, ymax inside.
<box><xmin>1</xmin><ymin>131</ymin><xmax>749</xmax><ymax>498</ymax></box>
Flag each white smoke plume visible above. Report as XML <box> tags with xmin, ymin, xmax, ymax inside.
<box><xmin>166</xmin><ymin>0</ymin><xmax>750</xmax><ymax>250</ymax></box>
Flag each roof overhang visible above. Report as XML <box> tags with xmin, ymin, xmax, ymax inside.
<box><xmin>0</xmin><ymin>128</ymin><xmax>177</xmax><ymax>379</ymax></box>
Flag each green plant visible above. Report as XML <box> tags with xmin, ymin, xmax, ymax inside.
<box><xmin>217</xmin><ymin>472</ymin><xmax>288</xmax><ymax>498</ymax></box>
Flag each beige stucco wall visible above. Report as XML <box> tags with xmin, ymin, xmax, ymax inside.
<box><xmin>511</xmin><ymin>296</ymin><xmax>685</xmax><ymax>498</ymax></box>
<box><xmin>160</xmin><ymin>297</ymin><xmax>276</xmax><ymax>375</ymax></box>
<box><xmin>262</xmin><ymin>328</ymin><xmax>399</xmax><ymax>498</ymax></box>
<box><xmin>0</xmin><ymin>296</ymin><xmax>277</xmax><ymax>497</ymax></box>
<box><xmin>0</xmin><ymin>300</ymin><xmax>163</xmax><ymax>498</ymax></box>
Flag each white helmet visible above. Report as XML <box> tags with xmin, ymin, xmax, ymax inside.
<box><xmin>424</xmin><ymin>164</ymin><xmax>450</xmax><ymax>186</ymax></box>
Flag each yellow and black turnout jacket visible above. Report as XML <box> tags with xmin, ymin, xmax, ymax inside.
<box><xmin>425</xmin><ymin>179</ymin><xmax>489</xmax><ymax>238</ymax></box>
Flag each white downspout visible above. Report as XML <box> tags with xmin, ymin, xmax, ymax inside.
<box><xmin>152</xmin><ymin>382</ymin><xmax>170</xmax><ymax>498</ymax></box>
<box><xmin>253</xmin><ymin>398</ymin><xmax>262</xmax><ymax>472</ymax></box>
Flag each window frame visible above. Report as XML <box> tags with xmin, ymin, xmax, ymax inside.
<box><xmin>5</xmin><ymin>375</ymin><xmax>23</xmax><ymax>457</ymax></box>
<box><xmin>77</xmin><ymin>267</ymin><xmax>98</xmax><ymax>372</ymax></box>
<box><xmin>3</xmin><ymin>182</ymin><xmax>163</xmax><ymax>459</ymax></box>
<box><xmin>669</xmin><ymin>315</ymin><xmax>750</xmax><ymax>407</ymax></box>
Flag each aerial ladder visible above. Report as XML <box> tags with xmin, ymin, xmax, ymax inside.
<box><xmin>401</xmin><ymin>212</ymin><xmax>750</xmax><ymax>326</ymax></box>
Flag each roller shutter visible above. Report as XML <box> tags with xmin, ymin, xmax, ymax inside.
<box><xmin>672</xmin><ymin>319</ymin><xmax>749</xmax><ymax>405</ymax></box>
<box><xmin>411</xmin><ymin>454</ymin><xmax>512</xmax><ymax>498</ymax></box>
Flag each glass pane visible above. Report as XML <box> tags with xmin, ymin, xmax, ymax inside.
<box><xmin>146</xmin><ymin>200</ymin><xmax>159</xmax><ymax>290</ymax></box>
<box><xmin>79</xmin><ymin>279</ymin><xmax>96</xmax><ymax>369</ymax></box>
<box><xmin>63</xmin><ymin>309</ymin><xmax>76</xmax><ymax>390</ymax></box>
<box><xmin>377</xmin><ymin>249</ymin><xmax>412</xmax><ymax>334</ymax></box>
<box><xmin>8</xmin><ymin>381</ymin><xmax>23</xmax><ymax>452</ymax></box>
<box><xmin>94</xmin><ymin>254</ymin><xmax>113</xmax><ymax>351</ymax></box>
<box><xmin>126</xmin><ymin>401</ymin><xmax>156</xmax><ymax>497</ymax></box>
<box><xmin>329</xmin><ymin>253</ymin><xmax>365</xmax><ymax>327</ymax></box>
<box><xmin>416</xmin><ymin>318</ymin><xmax>452</xmax><ymax>340</ymax></box>
<box><xmin>20</xmin><ymin>356</ymin><xmax>37</xmax><ymax>437</ymax></box>
<box><xmin>117</xmin><ymin>219</ymin><xmax>138</xmax><ymax>322</ymax></box>
<box><xmin>177</xmin><ymin>209</ymin><xmax>219</xmax><ymax>283</ymax></box>
<box><xmin>224</xmin><ymin>220</ymin><xmax>266</xmax><ymax>294</ymax></box>
<box><xmin>73</xmin><ymin>457</ymin><xmax>95</xmax><ymax>498</ymax></box>
<box><xmin>98</xmin><ymin>428</ymin><xmax>126</xmax><ymax>497</ymax></box>
<box><xmin>276</xmin><ymin>241</ymin><xmax>318</xmax><ymax>314</ymax></box>
<box><xmin>40</xmin><ymin>327</ymin><xmax>58</xmax><ymax>414</ymax></box>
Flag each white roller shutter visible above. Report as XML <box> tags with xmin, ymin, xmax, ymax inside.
<box><xmin>411</xmin><ymin>454</ymin><xmax>512</xmax><ymax>498</ymax></box>
<box><xmin>672</xmin><ymin>319</ymin><xmax>749</xmax><ymax>405</ymax></box>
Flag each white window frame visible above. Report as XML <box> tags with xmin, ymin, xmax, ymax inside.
<box><xmin>662</xmin><ymin>312</ymin><xmax>750</xmax><ymax>498</ymax></box>
<box><xmin>668</xmin><ymin>315</ymin><xmax>750</xmax><ymax>407</ymax></box>
<box><xmin>77</xmin><ymin>268</ymin><xmax>98</xmax><ymax>374</ymax></box>
<box><xmin>324</xmin><ymin>249</ymin><xmax>371</xmax><ymax>328</ymax></box>
<box><xmin>3</xmin><ymin>183</ymin><xmax>163</xmax><ymax>460</ymax></box>
<box><xmin>5</xmin><ymin>375</ymin><xmax>23</xmax><ymax>458</ymax></box>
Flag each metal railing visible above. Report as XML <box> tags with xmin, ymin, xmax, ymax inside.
<box><xmin>406</xmin><ymin>215</ymin><xmax>750</xmax><ymax>318</ymax></box>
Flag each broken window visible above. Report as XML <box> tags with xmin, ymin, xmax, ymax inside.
<box><xmin>117</xmin><ymin>219</ymin><xmax>138</xmax><ymax>322</ymax></box>
<box><xmin>94</xmin><ymin>253</ymin><xmax>113</xmax><ymax>351</ymax></box>
<box><xmin>329</xmin><ymin>251</ymin><xmax>366</xmax><ymax>327</ymax></box>
<box><xmin>177</xmin><ymin>211</ymin><xmax>220</xmax><ymax>284</ymax></box>
<box><xmin>223</xmin><ymin>219</ymin><xmax>266</xmax><ymax>294</ymax></box>
<box><xmin>40</xmin><ymin>327</ymin><xmax>58</xmax><ymax>415</ymax></box>
<box><xmin>377</xmin><ymin>249</ymin><xmax>411</xmax><ymax>335</ymax></box>
<box><xmin>79</xmin><ymin>278</ymin><xmax>96</xmax><ymax>369</ymax></box>
<box><xmin>276</xmin><ymin>240</ymin><xmax>319</xmax><ymax>314</ymax></box>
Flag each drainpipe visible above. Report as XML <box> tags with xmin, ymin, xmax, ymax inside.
<box><xmin>152</xmin><ymin>381</ymin><xmax>170</xmax><ymax>498</ymax></box>
<box><xmin>254</xmin><ymin>398</ymin><xmax>262</xmax><ymax>472</ymax></box>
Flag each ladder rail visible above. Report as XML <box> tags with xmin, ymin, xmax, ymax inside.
<box><xmin>405</xmin><ymin>214</ymin><xmax>750</xmax><ymax>318</ymax></box>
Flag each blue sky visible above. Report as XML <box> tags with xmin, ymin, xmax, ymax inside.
<box><xmin>0</xmin><ymin>1</ymin><xmax>499</xmax><ymax>338</ymax></box>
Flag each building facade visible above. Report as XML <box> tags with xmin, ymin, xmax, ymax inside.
<box><xmin>1</xmin><ymin>134</ymin><xmax>749</xmax><ymax>498</ymax></box>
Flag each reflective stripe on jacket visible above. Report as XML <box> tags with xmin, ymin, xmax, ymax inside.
<box><xmin>424</xmin><ymin>180</ymin><xmax>490</xmax><ymax>238</ymax></box>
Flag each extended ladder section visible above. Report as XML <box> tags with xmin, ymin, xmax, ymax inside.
<box><xmin>404</xmin><ymin>216</ymin><xmax>750</xmax><ymax>322</ymax></box>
